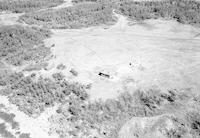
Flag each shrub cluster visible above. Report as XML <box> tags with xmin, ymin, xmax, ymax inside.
<box><xmin>71</xmin><ymin>0</ymin><xmax>119</xmax><ymax>5</ymax></box>
<box><xmin>0</xmin><ymin>72</ymin><xmax>24</xmax><ymax>87</ymax></box>
<box><xmin>23</xmin><ymin>62</ymin><xmax>49</xmax><ymax>72</ymax></box>
<box><xmin>0</xmin><ymin>0</ymin><xmax>64</xmax><ymax>13</ymax></box>
<box><xmin>19</xmin><ymin>2</ymin><xmax>116</xmax><ymax>29</ymax></box>
<box><xmin>186</xmin><ymin>111</ymin><xmax>200</xmax><ymax>136</ymax></box>
<box><xmin>19</xmin><ymin>133</ymin><xmax>31</xmax><ymax>138</ymax></box>
<box><xmin>0</xmin><ymin>111</ymin><xmax>19</xmax><ymax>129</ymax></box>
<box><xmin>0</xmin><ymin>25</ymin><xmax>51</xmax><ymax>66</ymax></box>
<box><xmin>118</xmin><ymin>0</ymin><xmax>200</xmax><ymax>25</ymax></box>
<box><xmin>56</xmin><ymin>63</ymin><xmax>66</xmax><ymax>70</ymax></box>
<box><xmin>0</xmin><ymin>123</ymin><xmax>15</xmax><ymax>138</ymax></box>
<box><xmin>72</xmin><ymin>0</ymin><xmax>98</xmax><ymax>3</ymax></box>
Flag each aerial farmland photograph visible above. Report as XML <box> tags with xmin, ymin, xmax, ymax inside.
<box><xmin>0</xmin><ymin>0</ymin><xmax>200</xmax><ymax>138</ymax></box>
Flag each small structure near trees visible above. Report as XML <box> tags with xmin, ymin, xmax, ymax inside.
<box><xmin>98</xmin><ymin>72</ymin><xmax>110</xmax><ymax>78</ymax></box>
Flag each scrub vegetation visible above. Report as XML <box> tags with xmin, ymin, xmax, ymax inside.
<box><xmin>0</xmin><ymin>72</ymin><xmax>89</xmax><ymax>116</ymax></box>
<box><xmin>49</xmin><ymin>87</ymin><xmax>200</xmax><ymax>138</ymax></box>
<box><xmin>1</xmin><ymin>66</ymin><xmax>200</xmax><ymax>137</ymax></box>
<box><xmin>0</xmin><ymin>0</ymin><xmax>64</xmax><ymax>13</ymax></box>
<box><xmin>4</xmin><ymin>70</ymin><xmax>195</xmax><ymax>138</ymax></box>
<box><xmin>0</xmin><ymin>25</ymin><xmax>51</xmax><ymax>66</ymax></box>
<box><xmin>0</xmin><ymin>65</ymin><xmax>199</xmax><ymax>137</ymax></box>
<box><xmin>0</xmin><ymin>111</ymin><xmax>19</xmax><ymax>129</ymax></box>
<box><xmin>19</xmin><ymin>2</ymin><xmax>116</xmax><ymax>29</ymax></box>
<box><xmin>0</xmin><ymin>123</ymin><xmax>15</xmax><ymax>138</ymax></box>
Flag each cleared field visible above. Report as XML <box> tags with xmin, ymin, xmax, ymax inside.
<box><xmin>41</xmin><ymin>14</ymin><xmax>200</xmax><ymax>137</ymax></box>
<box><xmin>44</xmin><ymin>14</ymin><xmax>200</xmax><ymax>99</ymax></box>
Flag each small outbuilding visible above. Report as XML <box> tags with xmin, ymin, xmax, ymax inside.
<box><xmin>98</xmin><ymin>72</ymin><xmax>110</xmax><ymax>78</ymax></box>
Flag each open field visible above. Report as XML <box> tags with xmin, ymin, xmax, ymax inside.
<box><xmin>0</xmin><ymin>0</ymin><xmax>200</xmax><ymax>138</ymax></box>
<box><xmin>44</xmin><ymin>15</ymin><xmax>200</xmax><ymax>99</ymax></box>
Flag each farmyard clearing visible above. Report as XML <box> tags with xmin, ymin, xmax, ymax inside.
<box><xmin>0</xmin><ymin>0</ymin><xmax>200</xmax><ymax>138</ymax></box>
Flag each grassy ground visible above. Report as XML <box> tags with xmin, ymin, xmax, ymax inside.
<box><xmin>19</xmin><ymin>2</ymin><xmax>116</xmax><ymax>29</ymax></box>
<box><xmin>0</xmin><ymin>0</ymin><xmax>64</xmax><ymax>13</ymax></box>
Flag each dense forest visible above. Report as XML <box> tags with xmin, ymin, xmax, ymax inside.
<box><xmin>19</xmin><ymin>2</ymin><xmax>116</xmax><ymax>29</ymax></box>
<box><xmin>0</xmin><ymin>72</ymin><xmax>89</xmax><ymax>116</ymax></box>
<box><xmin>0</xmin><ymin>0</ymin><xmax>64</xmax><ymax>13</ymax></box>
<box><xmin>71</xmin><ymin>0</ymin><xmax>200</xmax><ymax>26</ymax></box>
<box><xmin>118</xmin><ymin>0</ymin><xmax>200</xmax><ymax>25</ymax></box>
<box><xmin>0</xmin><ymin>25</ymin><xmax>51</xmax><ymax>66</ymax></box>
